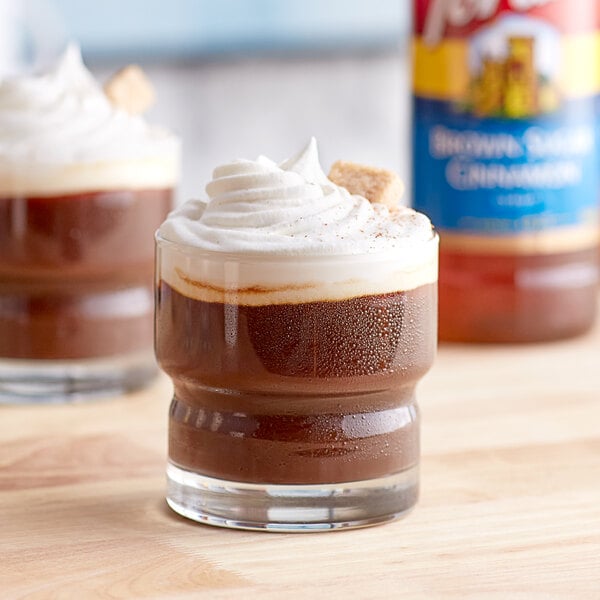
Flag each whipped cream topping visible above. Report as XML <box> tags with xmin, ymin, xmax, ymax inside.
<box><xmin>0</xmin><ymin>45</ymin><xmax>179</xmax><ymax>195</ymax></box>
<box><xmin>159</xmin><ymin>140</ymin><xmax>437</xmax><ymax>304</ymax></box>
<box><xmin>160</xmin><ymin>138</ymin><xmax>433</xmax><ymax>256</ymax></box>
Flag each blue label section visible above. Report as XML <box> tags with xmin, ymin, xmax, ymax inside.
<box><xmin>413</xmin><ymin>96</ymin><xmax>600</xmax><ymax>234</ymax></box>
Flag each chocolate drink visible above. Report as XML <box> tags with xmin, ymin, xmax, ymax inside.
<box><xmin>0</xmin><ymin>188</ymin><xmax>173</xmax><ymax>359</ymax></box>
<box><xmin>157</xmin><ymin>280</ymin><xmax>436</xmax><ymax>485</ymax></box>
<box><xmin>157</xmin><ymin>138</ymin><xmax>437</xmax><ymax>530</ymax></box>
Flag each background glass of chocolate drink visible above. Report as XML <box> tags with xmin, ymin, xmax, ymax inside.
<box><xmin>0</xmin><ymin>181</ymin><xmax>175</xmax><ymax>401</ymax></box>
<box><xmin>0</xmin><ymin>47</ymin><xmax>179</xmax><ymax>401</ymax></box>
<box><xmin>156</xmin><ymin>232</ymin><xmax>438</xmax><ymax>531</ymax></box>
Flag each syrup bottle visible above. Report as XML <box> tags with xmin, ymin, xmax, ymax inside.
<box><xmin>412</xmin><ymin>0</ymin><xmax>599</xmax><ymax>342</ymax></box>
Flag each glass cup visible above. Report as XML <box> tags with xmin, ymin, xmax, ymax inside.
<box><xmin>156</xmin><ymin>232</ymin><xmax>438</xmax><ymax>531</ymax></box>
<box><xmin>0</xmin><ymin>174</ymin><xmax>175</xmax><ymax>402</ymax></box>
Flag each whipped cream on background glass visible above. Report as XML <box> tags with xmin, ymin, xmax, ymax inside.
<box><xmin>159</xmin><ymin>139</ymin><xmax>437</xmax><ymax>305</ymax></box>
<box><xmin>0</xmin><ymin>45</ymin><xmax>179</xmax><ymax>195</ymax></box>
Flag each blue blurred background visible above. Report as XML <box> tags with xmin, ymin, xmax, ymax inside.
<box><xmin>0</xmin><ymin>0</ymin><xmax>412</xmax><ymax>202</ymax></box>
<box><xmin>52</xmin><ymin>0</ymin><xmax>407</xmax><ymax>58</ymax></box>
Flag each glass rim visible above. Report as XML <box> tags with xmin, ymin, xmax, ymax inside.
<box><xmin>155</xmin><ymin>229</ymin><xmax>439</xmax><ymax>264</ymax></box>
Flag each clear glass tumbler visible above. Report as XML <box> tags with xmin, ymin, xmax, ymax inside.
<box><xmin>156</xmin><ymin>232</ymin><xmax>438</xmax><ymax>531</ymax></box>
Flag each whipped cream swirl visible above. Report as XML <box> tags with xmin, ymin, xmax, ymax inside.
<box><xmin>0</xmin><ymin>45</ymin><xmax>179</xmax><ymax>194</ymax></box>
<box><xmin>160</xmin><ymin>138</ymin><xmax>433</xmax><ymax>256</ymax></box>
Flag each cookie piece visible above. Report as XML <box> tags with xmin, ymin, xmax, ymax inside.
<box><xmin>104</xmin><ymin>65</ymin><xmax>155</xmax><ymax>115</ymax></box>
<box><xmin>329</xmin><ymin>160</ymin><xmax>404</xmax><ymax>209</ymax></box>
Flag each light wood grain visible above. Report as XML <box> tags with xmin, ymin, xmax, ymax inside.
<box><xmin>2</xmin><ymin>324</ymin><xmax>600</xmax><ymax>599</ymax></box>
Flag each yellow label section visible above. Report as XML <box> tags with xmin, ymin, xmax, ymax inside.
<box><xmin>414</xmin><ymin>33</ymin><xmax>600</xmax><ymax>101</ymax></box>
<box><xmin>412</xmin><ymin>38</ymin><xmax>470</xmax><ymax>101</ymax></box>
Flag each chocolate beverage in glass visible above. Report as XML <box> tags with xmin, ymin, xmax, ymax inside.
<box><xmin>0</xmin><ymin>46</ymin><xmax>180</xmax><ymax>401</ymax></box>
<box><xmin>156</xmin><ymin>140</ymin><xmax>438</xmax><ymax>531</ymax></box>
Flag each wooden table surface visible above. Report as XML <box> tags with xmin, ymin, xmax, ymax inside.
<box><xmin>2</xmin><ymin>325</ymin><xmax>600</xmax><ymax>599</ymax></box>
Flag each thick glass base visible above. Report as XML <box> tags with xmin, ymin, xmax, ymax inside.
<box><xmin>166</xmin><ymin>462</ymin><xmax>419</xmax><ymax>532</ymax></box>
<box><xmin>0</xmin><ymin>351</ymin><xmax>158</xmax><ymax>403</ymax></box>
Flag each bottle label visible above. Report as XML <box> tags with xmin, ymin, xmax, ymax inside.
<box><xmin>413</xmin><ymin>0</ymin><xmax>600</xmax><ymax>251</ymax></box>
